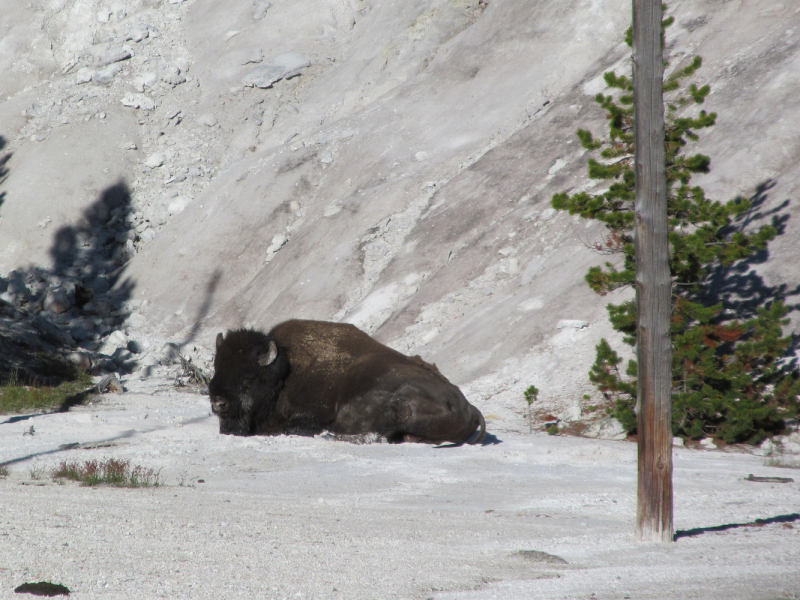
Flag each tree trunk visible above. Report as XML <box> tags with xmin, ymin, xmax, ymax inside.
<box><xmin>632</xmin><ymin>0</ymin><xmax>674</xmax><ymax>542</ymax></box>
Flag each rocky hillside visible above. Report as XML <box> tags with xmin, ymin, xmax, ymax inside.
<box><xmin>1</xmin><ymin>0</ymin><xmax>798</xmax><ymax>431</ymax></box>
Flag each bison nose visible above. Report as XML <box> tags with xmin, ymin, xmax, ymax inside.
<box><xmin>212</xmin><ymin>399</ymin><xmax>228</xmax><ymax>414</ymax></box>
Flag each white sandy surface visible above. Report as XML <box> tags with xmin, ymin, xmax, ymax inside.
<box><xmin>1</xmin><ymin>377</ymin><xmax>798</xmax><ymax>600</ymax></box>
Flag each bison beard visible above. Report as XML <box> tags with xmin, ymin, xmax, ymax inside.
<box><xmin>209</xmin><ymin>320</ymin><xmax>486</xmax><ymax>445</ymax></box>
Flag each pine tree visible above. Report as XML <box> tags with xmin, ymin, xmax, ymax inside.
<box><xmin>551</xmin><ymin>19</ymin><xmax>800</xmax><ymax>445</ymax></box>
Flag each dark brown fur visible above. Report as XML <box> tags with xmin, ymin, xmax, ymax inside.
<box><xmin>209</xmin><ymin>319</ymin><xmax>486</xmax><ymax>444</ymax></box>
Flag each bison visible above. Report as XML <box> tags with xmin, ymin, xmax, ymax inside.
<box><xmin>209</xmin><ymin>319</ymin><xmax>486</xmax><ymax>444</ymax></box>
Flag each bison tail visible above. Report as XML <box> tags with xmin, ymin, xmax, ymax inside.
<box><xmin>465</xmin><ymin>408</ymin><xmax>486</xmax><ymax>445</ymax></box>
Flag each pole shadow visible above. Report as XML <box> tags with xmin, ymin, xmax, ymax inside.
<box><xmin>675</xmin><ymin>512</ymin><xmax>800</xmax><ymax>540</ymax></box>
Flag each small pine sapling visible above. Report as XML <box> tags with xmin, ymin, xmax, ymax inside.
<box><xmin>551</xmin><ymin>14</ymin><xmax>800</xmax><ymax>445</ymax></box>
<box><xmin>524</xmin><ymin>385</ymin><xmax>539</xmax><ymax>433</ymax></box>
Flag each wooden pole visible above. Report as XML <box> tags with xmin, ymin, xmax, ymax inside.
<box><xmin>632</xmin><ymin>0</ymin><xmax>674</xmax><ymax>542</ymax></box>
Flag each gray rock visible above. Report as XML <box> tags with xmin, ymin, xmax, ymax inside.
<box><xmin>44</xmin><ymin>289</ymin><xmax>72</xmax><ymax>314</ymax></box>
<box><xmin>583</xmin><ymin>416</ymin><xmax>627</xmax><ymax>440</ymax></box>
<box><xmin>96</xmin><ymin>374</ymin><xmax>124</xmax><ymax>393</ymax></box>
<box><xmin>557</xmin><ymin>319</ymin><xmax>588</xmax><ymax>330</ymax></box>
<box><xmin>32</xmin><ymin>314</ymin><xmax>75</xmax><ymax>346</ymax></box>
<box><xmin>111</xmin><ymin>347</ymin><xmax>134</xmax><ymax>365</ymax></box>
<box><xmin>242</xmin><ymin>48</ymin><xmax>264</xmax><ymax>65</ymax></box>
<box><xmin>89</xmin><ymin>277</ymin><xmax>110</xmax><ymax>295</ymax></box>
<box><xmin>520</xmin><ymin>256</ymin><xmax>545</xmax><ymax>285</ymax></box>
<box><xmin>94</xmin><ymin>63</ymin><xmax>121</xmax><ymax>85</ymax></box>
<box><xmin>67</xmin><ymin>351</ymin><xmax>93</xmax><ymax>371</ymax></box>
<box><xmin>517</xmin><ymin>550</ymin><xmax>568</xmax><ymax>564</ymax></box>
<box><xmin>161</xmin><ymin>342</ymin><xmax>181</xmax><ymax>362</ymax></box>
<box><xmin>120</xmin><ymin>94</ymin><xmax>155</xmax><ymax>110</ymax></box>
<box><xmin>127</xmin><ymin>340</ymin><xmax>146</xmax><ymax>354</ymax></box>
<box><xmin>242</xmin><ymin>64</ymin><xmax>286</xmax><ymax>88</ymax></box>
<box><xmin>699</xmin><ymin>437</ymin><xmax>717</xmax><ymax>450</ymax></box>
<box><xmin>673</xmin><ymin>436</ymin><xmax>685</xmax><ymax>447</ymax></box>
<box><xmin>107</xmin><ymin>329</ymin><xmax>128</xmax><ymax>347</ymax></box>
<box><xmin>125</xmin><ymin>27</ymin><xmax>150</xmax><ymax>43</ymax></box>
<box><xmin>75</xmin><ymin>67</ymin><xmax>94</xmax><ymax>84</ymax></box>
<box><xmin>253</xmin><ymin>0</ymin><xmax>272</xmax><ymax>20</ymax></box>
<box><xmin>127</xmin><ymin>312</ymin><xmax>146</xmax><ymax>327</ymax></box>
<box><xmin>161</xmin><ymin>67</ymin><xmax>186</xmax><ymax>87</ymax></box>
<box><xmin>273</xmin><ymin>53</ymin><xmax>311</xmax><ymax>78</ymax></box>
<box><xmin>558</xmin><ymin>402</ymin><xmax>582</xmax><ymax>423</ymax></box>
<box><xmin>70</xmin><ymin>325</ymin><xmax>91</xmax><ymax>341</ymax></box>
<box><xmin>96</xmin><ymin>48</ymin><xmax>132</xmax><ymax>68</ymax></box>
<box><xmin>140</xmin><ymin>227</ymin><xmax>157</xmax><ymax>243</ymax></box>
<box><xmin>82</xmin><ymin>298</ymin><xmax>112</xmax><ymax>318</ymax></box>
<box><xmin>145</xmin><ymin>153</ymin><xmax>165</xmax><ymax>168</ymax></box>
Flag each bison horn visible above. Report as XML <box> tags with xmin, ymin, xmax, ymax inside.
<box><xmin>216</xmin><ymin>332</ymin><xmax>224</xmax><ymax>350</ymax></box>
<box><xmin>258</xmin><ymin>340</ymin><xmax>278</xmax><ymax>366</ymax></box>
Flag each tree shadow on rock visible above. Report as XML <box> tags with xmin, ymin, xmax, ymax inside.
<box><xmin>701</xmin><ymin>180</ymin><xmax>800</xmax><ymax>357</ymax></box>
<box><xmin>0</xmin><ymin>179</ymin><xmax>138</xmax><ymax>388</ymax></box>
<box><xmin>0</xmin><ymin>136</ymin><xmax>10</xmax><ymax>211</ymax></box>
<box><xmin>48</xmin><ymin>180</ymin><xmax>136</xmax><ymax>327</ymax></box>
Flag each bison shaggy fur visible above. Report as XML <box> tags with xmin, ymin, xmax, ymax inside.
<box><xmin>209</xmin><ymin>319</ymin><xmax>486</xmax><ymax>444</ymax></box>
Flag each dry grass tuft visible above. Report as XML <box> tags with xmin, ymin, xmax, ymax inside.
<box><xmin>52</xmin><ymin>459</ymin><xmax>161</xmax><ymax>487</ymax></box>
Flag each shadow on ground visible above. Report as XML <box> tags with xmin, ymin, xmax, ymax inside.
<box><xmin>0</xmin><ymin>139</ymin><xmax>138</xmax><ymax>386</ymax></box>
<box><xmin>675</xmin><ymin>512</ymin><xmax>800</xmax><ymax>540</ymax></box>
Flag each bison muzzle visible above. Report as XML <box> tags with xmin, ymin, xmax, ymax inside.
<box><xmin>209</xmin><ymin>319</ymin><xmax>486</xmax><ymax>444</ymax></box>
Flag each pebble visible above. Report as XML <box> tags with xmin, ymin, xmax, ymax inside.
<box><xmin>167</xmin><ymin>197</ymin><xmax>188</xmax><ymax>214</ymax></box>
<box><xmin>127</xmin><ymin>340</ymin><xmax>146</xmax><ymax>354</ymax></box>
<box><xmin>161</xmin><ymin>66</ymin><xmax>186</xmax><ymax>87</ymax></box>
<box><xmin>556</xmin><ymin>320</ymin><xmax>588</xmax><ymax>330</ymax></box>
<box><xmin>132</xmin><ymin>73</ymin><xmax>157</xmax><ymax>92</ymax></box>
<box><xmin>75</xmin><ymin>68</ymin><xmax>94</xmax><ymax>84</ymax></box>
<box><xmin>121</xmin><ymin>94</ymin><xmax>156</xmax><ymax>110</ymax></box>
<box><xmin>96</xmin><ymin>48</ymin><xmax>132</xmax><ymax>68</ymax></box>
<box><xmin>145</xmin><ymin>153</ymin><xmax>165</xmax><ymax>168</ymax></box>
<box><xmin>94</xmin><ymin>63</ymin><xmax>121</xmax><ymax>85</ymax></box>
<box><xmin>126</xmin><ymin>27</ymin><xmax>150</xmax><ymax>43</ymax></box>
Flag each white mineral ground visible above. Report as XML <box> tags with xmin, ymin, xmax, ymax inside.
<box><xmin>1</xmin><ymin>376</ymin><xmax>798</xmax><ymax>600</ymax></box>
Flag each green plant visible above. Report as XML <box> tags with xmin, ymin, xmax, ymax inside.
<box><xmin>29</xmin><ymin>465</ymin><xmax>46</xmax><ymax>480</ymax></box>
<box><xmin>0</xmin><ymin>367</ymin><xmax>93</xmax><ymax>414</ymax></box>
<box><xmin>52</xmin><ymin>459</ymin><xmax>161</xmax><ymax>487</ymax></box>
<box><xmin>546</xmin><ymin>424</ymin><xmax>559</xmax><ymax>436</ymax></box>
<box><xmin>551</xmin><ymin>14</ymin><xmax>800</xmax><ymax>445</ymax></box>
<box><xmin>524</xmin><ymin>385</ymin><xmax>539</xmax><ymax>433</ymax></box>
<box><xmin>0</xmin><ymin>465</ymin><xmax>9</xmax><ymax>478</ymax></box>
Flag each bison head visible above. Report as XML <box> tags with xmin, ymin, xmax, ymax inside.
<box><xmin>209</xmin><ymin>329</ymin><xmax>290</xmax><ymax>435</ymax></box>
